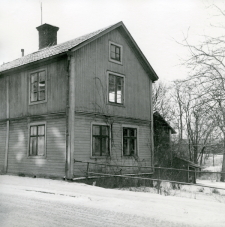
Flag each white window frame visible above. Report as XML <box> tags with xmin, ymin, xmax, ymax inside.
<box><xmin>91</xmin><ymin>122</ymin><xmax>111</xmax><ymax>158</ymax></box>
<box><xmin>109</xmin><ymin>41</ymin><xmax>123</xmax><ymax>65</ymax></box>
<box><xmin>107</xmin><ymin>71</ymin><xmax>125</xmax><ymax>105</ymax></box>
<box><xmin>27</xmin><ymin>121</ymin><xmax>47</xmax><ymax>158</ymax></box>
<box><xmin>122</xmin><ymin>124</ymin><xmax>139</xmax><ymax>157</ymax></box>
<box><xmin>29</xmin><ymin>68</ymin><xmax>47</xmax><ymax>105</ymax></box>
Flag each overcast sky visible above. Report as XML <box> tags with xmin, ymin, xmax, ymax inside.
<box><xmin>0</xmin><ymin>0</ymin><xmax>224</xmax><ymax>81</ymax></box>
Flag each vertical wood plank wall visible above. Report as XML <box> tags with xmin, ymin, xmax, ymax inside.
<box><xmin>73</xmin><ymin>114</ymin><xmax>151</xmax><ymax>177</ymax></box>
<box><xmin>73</xmin><ymin>28</ymin><xmax>153</xmax><ymax>176</ymax></box>
<box><xmin>74</xmin><ymin>28</ymin><xmax>151</xmax><ymax>121</ymax></box>
<box><xmin>7</xmin><ymin>117</ymin><xmax>66</xmax><ymax>177</ymax></box>
<box><xmin>0</xmin><ymin>123</ymin><xmax>6</xmax><ymax>172</ymax></box>
<box><xmin>0</xmin><ymin>57</ymin><xmax>67</xmax><ymax>120</ymax></box>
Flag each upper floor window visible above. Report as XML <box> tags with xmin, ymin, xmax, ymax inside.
<box><xmin>29</xmin><ymin>123</ymin><xmax>46</xmax><ymax>157</ymax></box>
<box><xmin>123</xmin><ymin>127</ymin><xmax>137</xmax><ymax>156</ymax></box>
<box><xmin>108</xmin><ymin>72</ymin><xmax>124</xmax><ymax>104</ymax></box>
<box><xmin>109</xmin><ymin>41</ymin><xmax>123</xmax><ymax>64</ymax></box>
<box><xmin>92</xmin><ymin>125</ymin><xmax>110</xmax><ymax>156</ymax></box>
<box><xmin>30</xmin><ymin>70</ymin><xmax>46</xmax><ymax>104</ymax></box>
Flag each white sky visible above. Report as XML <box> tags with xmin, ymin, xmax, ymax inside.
<box><xmin>0</xmin><ymin>0</ymin><xmax>224</xmax><ymax>81</ymax></box>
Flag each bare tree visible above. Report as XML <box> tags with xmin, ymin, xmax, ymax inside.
<box><xmin>180</xmin><ymin>6</ymin><xmax>225</xmax><ymax>179</ymax></box>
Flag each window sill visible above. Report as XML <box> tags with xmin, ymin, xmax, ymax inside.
<box><xmin>90</xmin><ymin>156</ymin><xmax>110</xmax><ymax>160</ymax></box>
<box><xmin>109</xmin><ymin>58</ymin><xmax>123</xmax><ymax>65</ymax></box>
<box><xmin>29</xmin><ymin>100</ymin><xmax>47</xmax><ymax>106</ymax></box>
<box><xmin>122</xmin><ymin>155</ymin><xmax>138</xmax><ymax>158</ymax></box>
<box><xmin>107</xmin><ymin>102</ymin><xmax>125</xmax><ymax>108</ymax></box>
<box><xmin>27</xmin><ymin>155</ymin><xmax>46</xmax><ymax>159</ymax></box>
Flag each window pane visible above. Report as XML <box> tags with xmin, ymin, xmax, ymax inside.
<box><xmin>111</xmin><ymin>52</ymin><xmax>116</xmax><ymax>60</ymax></box>
<box><xmin>101</xmin><ymin>126</ymin><xmax>108</xmax><ymax>136</ymax></box>
<box><xmin>111</xmin><ymin>44</ymin><xmax>116</xmax><ymax>53</ymax></box>
<box><xmin>102</xmin><ymin>138</ymin><xmax>109</xmax><ymax>155</ymax></box>
<box><xmin>115</xmin><ymin>46</ymin><xmax>120</xmax><ymax>54</ymax></box>
<box><xmin>93</xmin><ymin>137</ymin><xmax>100</xmax><ymax>156</ymax></box>
<box><xmin>123</xmin><ymin>138</ymin><xmax>129</xmax><ymax>155</ymax></box>
<box><xmin>31</xmin><ymin>92</ymin><xmax>37</xmax><ymax>102</ymax></box>
<box><xmin>38</xmin><ymin>136</ymin><xmax>45</xmax><ymax>156</ymax></box>
<box><xmin>30</xmin><ymin>126</ymin><xmax>37</xmax><ymax>136</ymax></box>
<box><xmin>38</xmin><ymin>91</ymin><xmax>45</xmax><ymax>101</ymax></box>
<box><xmin>116</xmin><ymin>77</ymin><xmax>123</xmax><ymax>104</ymax></box>
<box><xmin>30</xmin><ymin>137</ymin><xmax>37</xmax><ymax>155</ymax></box>
<box><xmin>39</xmin><ymin>71</ymin><xmax>46</xmax><ymax>91</ymax></box>
<box><xmin>123</xmin><ymin>128</ymin><xmax>128</xmax><ymax>137</ymax></box>
<box><xmin>109</xmin><ymin>75</ymin><xmax>116</xmax><ymax>102</ymax></box>
<box><xmin>130</xmin><ymin>139</ymin><xmax>136</xmax><ymax>155</ymax></box>
<box><xmin>31</xmin><ymin>73</ymin><xmax>37</xmax><ymax>84</ymax></box>
<box><xmin>38</xmin><ymin>125</ymin><xmax>45</xmax><ymax>136</ymax></box>
<box><xmin>93</xmin><ymin>126</ymin><xmax>100</xmax><ymax>135</ymax></box>
<box><xmin>130</xmin><ymin>128</ymin><xmax>136</xmax><ymax>137</ymax></box>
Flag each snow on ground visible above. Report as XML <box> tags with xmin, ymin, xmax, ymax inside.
<box><xmin>1</xmin><ymin>175</ymin><xmax>225</xmax><ymax>227</ymax></box>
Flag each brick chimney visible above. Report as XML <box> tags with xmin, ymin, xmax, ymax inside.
<box><xmin>36</xmin><ymin>23</ymin><xmax>59</xmax><ymax>50</ymax></box>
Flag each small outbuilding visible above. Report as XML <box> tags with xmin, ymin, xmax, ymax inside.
<box><xmin>172</xmin><ymin>157</ymin><xmax>202</xmax><ymax>184</ymax></box>
<box><xmin>153</xmin><ymin>111</ymin><xmax>176</xmax><ymax>167</ymax></box>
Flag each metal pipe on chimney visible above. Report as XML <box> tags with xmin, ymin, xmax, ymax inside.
<box><xmin>21</xmin><ymin>49</ymin><xmax>24</xmax><ymax>57</ymax></box>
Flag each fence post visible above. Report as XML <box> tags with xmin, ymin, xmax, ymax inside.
<box><xmin>157</xmin><ymin>168</ymin><xmax>161</xmax><ymax>194</ymax></box>
<box><xmin>86</xmin><ymin>162</ymin><xmax>89</xmax><ymax>179</ymax></box>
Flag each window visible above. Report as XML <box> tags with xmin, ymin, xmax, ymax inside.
<box><xmin>30</xmin><ymin>70</ymin><xmax>46</xmax><ymax>103</ymax></box>
<box><xmin>29</xmin><ymin>124</ymin><xmax>46</xmax><ymax>156</ymax></box>
<box><xmin>109</xmin><ymin>41</ymin><xmax>122</xmax><ymax>64</ymax></box>
<box><xmin>108</xmin><ymin>73</ymin><xmax>124</xmax><ymax>104</ymax></box>
<box><xmin>123</xmin><ymin>128</ymin><xmax>137</xmax><ymax>156</ymax></box>
<box><xmin>92</xmin><ymin>125</ymin><xmax>110</xmax><ymax>156</ymax></box>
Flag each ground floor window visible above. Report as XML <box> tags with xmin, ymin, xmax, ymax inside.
<box><xmin>123</xmin><ymin>127</ymin><xmax>137</xmax><ymax>156</ymax></box>
<box><xmin>92</xmin><ymin>125</ymin><xmax>110</xmax><ymax>156</ymax></box>
<box><xmin>29</xmin><ymin>123</ymin><xmax>46</xmax><ymax>156</ymax></box>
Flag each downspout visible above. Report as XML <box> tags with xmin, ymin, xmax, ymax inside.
<box><xmin>4</xmin><ymin>76</ymin><xmax>9</xmax><ymax>173</ymax></box>
<box><xmin>66</xmin><ymin>51</ymin><xmax>75</xmax><ymax>179</ymax></box>
<box><xmin>65</xmin><ymin>52</ymin><xmax>71</xmax><ymax>178</ymax></box>
<box><xmin>150</xmin><ymin>79</ymin><xmax>154</xmax><ymax>171</ymax></box>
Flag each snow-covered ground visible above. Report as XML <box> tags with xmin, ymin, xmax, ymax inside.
<box><xmin>1</xmin><ymin>175</ymin><xmax>225</xmax><ymax>227</ymax></box>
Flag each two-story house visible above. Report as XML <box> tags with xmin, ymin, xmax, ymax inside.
<box><xmin>0</xmin><ymin>22</ymin><xmax>158</xmax><ymax>179</ymax></box>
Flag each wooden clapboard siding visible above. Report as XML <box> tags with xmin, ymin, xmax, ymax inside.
<box><xmin>0</xmin><ymin>76</ymin><xmax>7</xmax><ymax>120</ymax></box>
<box><xmin>0</xmin><ymin>122</ymin><xmax>6</xmax><ymax>172</ymax></box>
<box><xmin>74</xmin><ymin>28</ymin><xmax>151</xmax><ymax>121</ymax></box>
<box><xmin>7</xmin><ymin>117</ymin><xmax>66</xmax><ymax>177</ymax></box>
<box><xmin>73</xmin><ymin>114</ymin><xmax>151</xmax><ymax>176</ymax></box>
<box><xmin>5</xmin><ymin>57</ymin><xmax>67</xmax><ymax>119</ymax></box>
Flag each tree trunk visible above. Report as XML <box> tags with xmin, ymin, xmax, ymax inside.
<box><xmin>221</xmin><ymin>136</ymin><xmax>225</xmax><ymax>182</ymax></box>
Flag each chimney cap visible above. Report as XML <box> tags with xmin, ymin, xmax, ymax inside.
<box><xmin>36</xmin><ymin>23</ymin><xmax>59</xmax><ymax>32</ymax></box>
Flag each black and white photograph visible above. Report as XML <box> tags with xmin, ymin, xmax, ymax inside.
<box><xmin>1</xmin><ymin>0</ymin><xmax>225</xmax><ymax>226</ymax></box>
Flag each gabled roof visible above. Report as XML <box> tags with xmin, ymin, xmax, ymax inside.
<box><xmin>0</xmin><ymin>22</ymin><xmax>158</xmax><ymax>81</ymax></box>
<box><xmin>153</xmin><ymin>111</ymin><xmax>176</xmax><ymax>134</ymax></box>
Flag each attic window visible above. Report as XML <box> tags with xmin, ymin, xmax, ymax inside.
<box><xmin>30</xmin><ymin>70</ymin><xmax>47</xmax><ymax>104</ymax></box>
<box><xmin>109</xmin><ymin>41</ymin><xmax>123</xmax><ymax>64</ymax></box>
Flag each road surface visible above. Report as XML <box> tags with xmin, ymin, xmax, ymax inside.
<box><xmin>0</xmin><ymin>175</ymin><xmax>225</xmax><ymax>227</ymax></box>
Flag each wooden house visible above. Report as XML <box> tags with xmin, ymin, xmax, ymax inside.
<box><xmin>153</xmin><ymin>111</ymin><xmax>176</xmax><ymax>167</ymax></box>
<box><xmin>0</xmin><ymin>22</ymin><xmax>158</xmax><ymax>179</ymax></box>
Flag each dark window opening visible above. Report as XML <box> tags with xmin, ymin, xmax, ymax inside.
<box><xmin>123</xmin><ymin>128</ymin><xmax>137</xmax><ymax>156</ymax></box>
<box><xmin>92</xmin><ymin>125</ymin><xmax>110</xmax><ymax>156</ymax></box>
<box><xmin>110</xmin><ymin>43</ymin><xmax>121</xmax><ymax>62</ymax></box>
<box><xmin>29</xmin><ymin>124</ymin><xmax>45</xmax><ymax>156</ymax></box>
